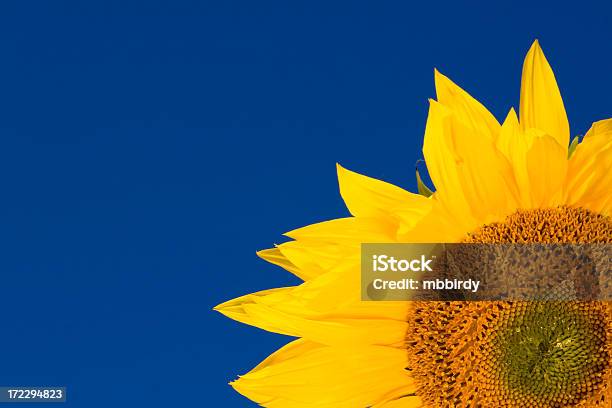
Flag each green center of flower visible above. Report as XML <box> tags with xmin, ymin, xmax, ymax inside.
<box><xmin>491</xmin><ymin>302</ymin><xmax>608</xmax><ymax>406</ymax></box>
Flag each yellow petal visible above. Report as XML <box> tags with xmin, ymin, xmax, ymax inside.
<box><xmin>285</xmin><ymin>217</ymin><xmax>395</xmax><ymax>244</ymax></box>
<box><xmin>277</xmin><ymin>239</ymin><xmax>360</xmax><ymax>280</ymax></box>
<box><xmin>565</xmin><ymin>119</ymin><xmax>612</xmax><ymax>214</ymax></box>
<box><xmin>261</xmin><ymin>217</ymin><xmax>396</xmax><ymax>282</ymax></box>
<box><xmin>497</xmin><ymin>108</ymin><xmax>533</xmax><ymax>207</ymax></box>
<box><xmin>214</xmin><ymin>288</ymin><xmax>297</xmax><ymax>337</ymax></box>
<box><xmin>423</xmin><ymin>100</ymin><xmax>519</xmax><ymax>229</ymax></box>
<box><xmin>257</xmin><ymin>247</ymin><xmax>307</xmax><ymax>279</ymax></box>
<box><xmin>287</xmin><ymin>260</ymin><xmax>413</xmax><ymax>321</ymax></box>
<box><xmin>519</xmin><ymin>40</ymin><xmax>570</xmax><ymax>148</ymax></box>
<box><xmin>230</xmin><ymin>339</ymin><xmax>323</xmax><ymax>407</ymax></box>
<box><xmin>434</xmin><ymin>69</ymin><xmax>500</xmax><ymax>140</ymax></box>
<box><xmin>496</xmin><ymin>109</ymin><xmax>567</xmax><ymax>208</ymax></box>
<box><xmin>271</xmin><ymin>217</ymin><xmax>397</xmax><ymax>281</ymax></box>
<box><xmin>275</xmin><ymin>241</ymin><xmax>330</xmax><ymax>280</ymax></box>
<box><xmin>214</xmin><ymin>281</ymin><xmax>410</xmax><ymax>347</ymax></box>
<box><xmin>376</xmin><ymin>397</ymin><xmax>423</xmax><ymax>408</ymax></box>
<box><xmin>422</xmin><ymin>101</ymin><xmax>476</xmax><ymax>230</ymax></box>
<box><xmin>591</xmin><ymin>195</ymin><xmax>612</xmax><ymax>216</ymax></box>
<box><xmin>496</xmin><ymin>108</ymin><xmax>522</xmax><ymax>160</ymax></box>
<box><xmin>396</xmin><ymin>195</ymin><xmax>466</xmax><ymax>242</ymax></box>
<box><xmin>525</xmin><ymin>130</ymin><xmax>568</xmax><ymax>207</ymax></box>
<box><xmin>336</xmin><ymin>164</ymin><xmax>431</xmax><ymax>224</ymax></box>
<box><xmin>231</xmin><ymin>339</ymin><xmax>416</xmax><ymax>408</ymax></box>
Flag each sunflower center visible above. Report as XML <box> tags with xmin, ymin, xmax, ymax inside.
<box><xmin>486</xmin><ymin>302</ymin><xmax>609</xmax><ymax>406</ymax></box>
<box><xmin>464</xmin><ymin>206</ymin><xmax>612</xmax><ymax>243</ymax></box>
<box><xmin>406</xmin><ymin>207</ymin><xmax>612</xmax><ymax>407</ymax></box>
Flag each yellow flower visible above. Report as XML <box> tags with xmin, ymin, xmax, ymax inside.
<box><xmin>215</xmin><ymin>40</ymin><xmax>612</xmax><ymax>407</ymax></box>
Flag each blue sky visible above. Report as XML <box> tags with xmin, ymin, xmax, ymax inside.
<box><xmin>0</xmin><ymin>1</ymin><xmax>610</xmax><ymax>406</ymax></box>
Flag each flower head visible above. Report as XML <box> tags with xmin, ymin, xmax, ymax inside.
<box><xmin>215</xmin><ymin>41</ymin><xmax>611</xmax><ymax>407</ymax></box>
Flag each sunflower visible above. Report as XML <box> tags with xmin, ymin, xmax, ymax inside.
<box><xmin>215</xmin><ymin>40</ymin><xmax>612</xmax><ymax>407</ymax></box>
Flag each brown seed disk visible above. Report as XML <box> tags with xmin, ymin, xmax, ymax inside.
<box><xmin>464</xmin><ymin>207</ymin><xmax>612</xmax><ymax>244</ymax></box>
<box><xmin>406</xmin><ymin>207</ymin><xmax>612</xmax><ymax>407</ymax></box>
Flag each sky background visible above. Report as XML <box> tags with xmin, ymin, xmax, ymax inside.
<box><xmin>0</xmin><ymin>1</ymin><xmax>610</xmax><ymax>407</ymax></box>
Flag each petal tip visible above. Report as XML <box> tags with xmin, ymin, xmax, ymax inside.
<box><xmin>529</xmin><ymin>39</ymin><xmax>541</xmax><ymax>52</ymax></box>
<box><xmin>336</xmin><ymin>162</ymin><xmax>350</xmax><ymax>179</ymax></box>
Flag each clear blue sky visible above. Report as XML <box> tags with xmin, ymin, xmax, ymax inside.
<box><xmin>0</xmin><ymin>1</ymin><xmax>610</xmax><ymax>407</ymax></box>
